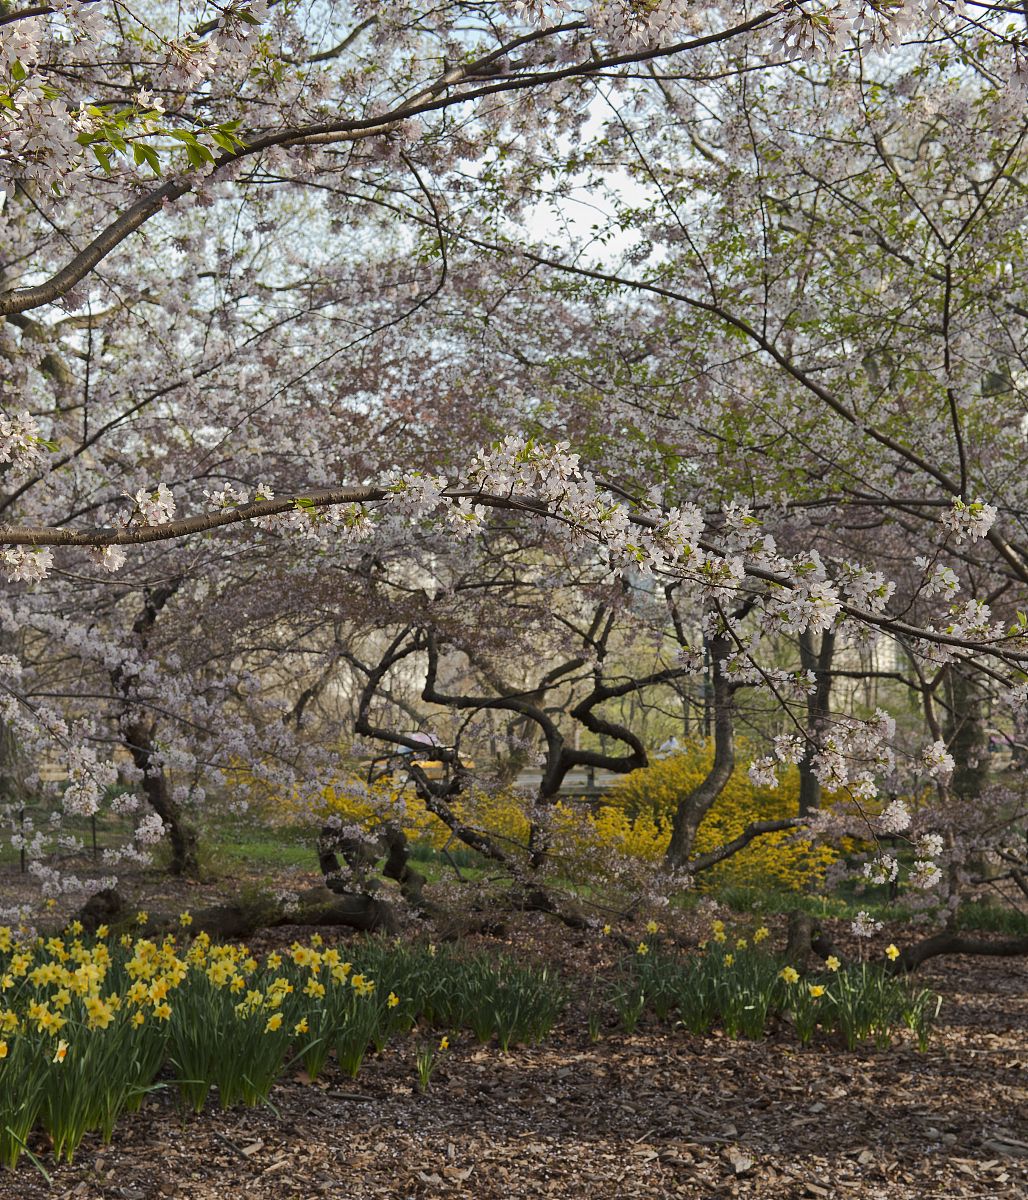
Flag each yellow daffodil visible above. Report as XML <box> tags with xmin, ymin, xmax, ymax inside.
<box><xmin>53</xmin><ymin>1040</ymin><xmax>68</xmax><ymax>1064</ymax></box>
<box><xmin>636</xmin><ymin>942</ymin><xmax>649</xmax><ymax>956</ymax></box>
<box><xmin>809</xmin><ymin>985</ymin><xmax>826</xmax><ymax>998</ymax></box>
<box><xmin>264</xmin><ymin>1012</ymin><xmax>283</xmax><ymax>1033</ymax></box>
<box><xmin>779</xmin><ymin>966</ymin><xmax>800</xmax><ymax>985</ymax></box>
<box><xmin>825</xmin><ymin>956</ymin><xmax>841</xmax><ymax>972</ymax></box>
<box><xmin>885</xmin><ymin>944</ymin><xmax>900</xmax><ymax>961</ymax></box>
<box><xmin>85</xmin><ymin>996</ymin><xmax>114</xmax><ymax>1029</ymax></box>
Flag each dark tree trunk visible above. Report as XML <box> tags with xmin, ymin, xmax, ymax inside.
<box><xmin>797</xmin><ymin>629</ymin><xmax>835</xmax><ymax>816</ymax></box>
<box><xmin>666</xmin><ymin>631</ymin><xmax>735</xmax><ymax>866</ymax></box>
<box><xmin>123</xmin><ymin>719</ymin><xmax>200</xmax><ymax>878</ymax></box>
<box><xmin>943</xmin><ymin>667</ymin><xmax>988</xmax><ymax>801</ymax></box>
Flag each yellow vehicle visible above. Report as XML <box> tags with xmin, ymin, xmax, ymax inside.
<box><xmin>367</xmin><ymin>733</ymin><xmax>474</xmax><ymax>786</ymax></box>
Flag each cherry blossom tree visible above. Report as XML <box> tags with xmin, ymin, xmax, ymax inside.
<box><xmin>3</xmin><ymin>0</ymin><xmax>1028</xmax><ymax>941</ymax></box>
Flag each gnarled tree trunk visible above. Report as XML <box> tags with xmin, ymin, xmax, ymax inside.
<box><xmin>666</xmin><ymin>631</ymin><xmax>734</xmax><ymax>866</ymax></box>
<box><xmin>123</xmin><ymin>718</ymin><xmax>200</xmax><ymax>878</ymax></box>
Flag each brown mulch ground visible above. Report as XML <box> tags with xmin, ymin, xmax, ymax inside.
<box><xmin>0</xmin><ymin>906</ymin><xmax>1025</xmax><ymax>1200</ymax></box>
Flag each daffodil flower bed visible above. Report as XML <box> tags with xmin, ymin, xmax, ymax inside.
<box><xmin>0</xmin><ymin>917</ymin><xmax>940</xmax><ymax>1173</ymax></box>
<box><xmin>0</xmin><ymin>924</ymin><xmax>569</xmax><ymax>1170</ymax></box>
<box><xmin>609</xmin><ymin>923</ymin><xmax>941</xmax><ymax>1049</ymax></box>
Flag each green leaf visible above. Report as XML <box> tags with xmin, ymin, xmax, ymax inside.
<box><xmin>91</xmin><ymin>144</ymin><xmax>113</xmax><ymax>173</ymax></box>
<box><xmin>184</xmin><ymin>143</ymin><xmax>212</xmax><ymax>169</ymax></box>
<box><xmin>210</xmin><ymin>131</ymin><xmax>239</xmax><ymax>153</ymax></box>
<box><xmin>133</xmin><ymin>142</ymin><xmax>162</xmax><ymax>175</ymax></box>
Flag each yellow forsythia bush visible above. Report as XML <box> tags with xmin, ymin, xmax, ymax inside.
<box><xmin>317</xmin><ymin>778</ymin><xmax>450</xmax><ymax>847</ymax></box>
<box><xmin>316</xmin><ymin>777</ymin><xmax>533</xmax><ymax>853</ymax></box>
<box><xmin>595</xmin><ymin>744</ymin><xmax>840</xmax><ymax>891</ymax></box>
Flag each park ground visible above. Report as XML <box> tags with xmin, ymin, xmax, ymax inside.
<box><xmin>0</xmin><ymin>823</ymin><xmax>1025</xmax><ymax>1200</ymax></box>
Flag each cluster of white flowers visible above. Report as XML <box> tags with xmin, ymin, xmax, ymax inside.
<box><xmin>914</xmin><ymin>556</ymin><xmax>960</xmax><ymax>599</ymax></box>
<box><xmin>61</xmin><ymin>746</ymin><xmax>118</xmax><ymax>818</ymax></box>
<box><xmin>386</xmin><ymin>471</ymin><xmax>448</xmax><ymax>517</ymax></box>
<box><xmin>1</xmin><ymin>546</ymin><xmax>53</xmax><ymax>583</ymax></box>
<box><xmin>838</xmin><ymin>562</ymin><xmax>896</xmax><ymax>614</ymax></box>
<box><xmin>921</xmin><ymin>739</ymin><xmax>955</xmax><ymax>780</ymax></box>
<box><xmin>764</xmin><ymin>556</ymin><xmax>841</xmax><ymax>634</ymax></box>
<box><xmin>89</xmin><ymin>545</ymin><xmax>127</xmax><ymax>574</ymax></box>
<box><xmin>135</xmin><ymin>812</ymin><xmax>166</xmax><ymax>845</ymax></box>
<box><xmin>908</xmin><ymin>859</ymin><xmax>943</xmax><ymax>889</ymax></box>
<box><xmin>851</xmin><ymin>909</ymin><xmax>884</xmax><ymax>938</ymax></box>
<box><xmin>126</xmin><ymin>483</ymin><xmax>177</xmax><ymax>527</ymax></box>
<box><xmin>675</xmin><ymin>644</ymin><xmax>706</xmax><ymax>673</ymax></box>
<box><xmin>445</xmin><ymin>496</ymin><xmax>488</xmax><ymax>538</ymax></box>
<box><xmin>747</xmin><ymin>756</ymin><xmax>779</xmax><ymax>788</ymax></box>
<box><xmin>945</xmin><ymin>599</ymin><xmax>1002</xmax><ymax>643</ymax></box>
<box><xmin>878</xmin><ymin>797</ymin><xmax>911</xmax><ymax>833</ymax></box>
<box><xmin>810</xmin><ymin>710</ymin><xmax>896</xmax><ymax>799</ymax></box>
<box><xmin>203</xmin><ymin>482</ymin><xmax>251</xmax><ymax>509</ymax></box>
<box><xmin>916</xmin><ymin>832</ymin><xmax>944</xmax><ymax>860</ymax></box>
<box><xmin>587</xmin><ymin>0</ymin><xmax>693</xmax><ymax>51</ymax></box>
<box><xmin>0</xmin><ymin>408</ymin><xmax>48</xmax><ymax>475</ymax></box>
<box><xmin>772</xmin><ymin>734</ymin><xmax>806</xmax><ymax>765</ymax></box>
<box><xmin>945</xmin><ymin>495</ymin><xmax>998</xmax><ymax>543</ymax></box>
<box><xmin>863</xmin><ymin>854</ymin><xmax>899</xmax><ymax>884</ymax></box>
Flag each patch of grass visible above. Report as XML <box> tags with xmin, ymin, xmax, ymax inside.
<box><xmin>714</xmin><ymin>885</ymin><xmax>878</xmax><ymax>920</ymax></box>
<box><xmin>956</xmin><ymin>899</ymin><xmax>1028</xmax><ymax>935</ymax></box>
<box><xmin>407</xmin><ymin>841</ymin><xmax>486</xmax><ymax>870</ymax></box>
<box><xmin>714</xmin><ymin>885</ymin><xmax>1028</xmax><ymax>936</ymax></box>
<box><xmin>197</xmin><ymin>821</ymin><xmax>315</xmax><ymax>876</ymax></box>
<box><xmin>196</xmin><ymin>826</ymin><xmax>495</xmax><ymax>886</ymax></box>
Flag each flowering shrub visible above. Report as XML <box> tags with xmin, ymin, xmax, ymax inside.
<box><xmin>291</xmin><ymin>775</ymin><xmax>532</xmax><ymax>855</ymax></box>
<box><xmin>596</xmin><ymin>746</ymin><xmax>841</xmax><ymax>890</ymax></box>
<box><xmin>316</xmin><ymin>777</ymin><xmax>452</xmax><ymax>848</ymax></box>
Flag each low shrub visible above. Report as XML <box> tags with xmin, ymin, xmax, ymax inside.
<box><xmin>596</xmin><ymin>745</ymin><xmax>843</xmax><ymax>890</ymax></box>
